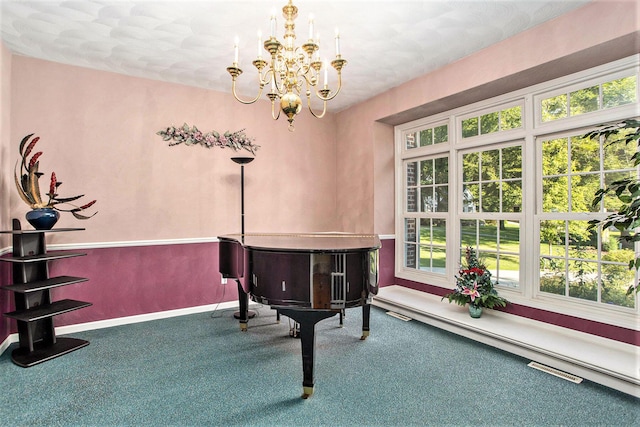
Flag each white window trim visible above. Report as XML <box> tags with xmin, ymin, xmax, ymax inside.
<box><xmin>456</xmin><ymin>99</ymin><xmax>526</xmax><ymax>143</ymax></box>
<box><xmin>395</xmin><ymin>55</ymin><xmax>640</xmax><ymax>331</ymax></box>
<box><xmin>457</xmin><ymin>140</ymin><xmax>525</xmax><ymax>291</ymax></box>
<box><xmin>533</xmin><ymin>65</ymin><xmax>640</xmax><ymax>130</ymax></box>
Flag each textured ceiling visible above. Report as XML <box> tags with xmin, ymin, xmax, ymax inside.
<box><xmin>1</xmin><ymin>0</ymin><xmax>591</xmax><ymax>112</ymax></box>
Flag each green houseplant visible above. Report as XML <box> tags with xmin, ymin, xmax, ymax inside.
<box><xmin>586</xmin><ymin>118</ymin><xmax>640</xmax><ymax>295</ymax></box>
<box><xmin>15</xmin><ymin>133</ymin><xmax>97</xmax><ymax>229</ymax></box>
<box><xmin>442</xmin><ymin>247</ymin><xmax>508</xmax><ymax>317</ymax></box>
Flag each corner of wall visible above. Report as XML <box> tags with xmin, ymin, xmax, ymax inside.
<box><xmin>0</xmin><ymin>40</ymin><xmax>13</xmax><ymax>345</ymax></box>
<box><xmin>1</xmin><ymin>41</ymin><xmax>12</xmax><ymax>243</ymax></box>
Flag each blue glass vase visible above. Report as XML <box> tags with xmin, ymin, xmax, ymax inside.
<box><xmin>468</xmin><ymin>304</ymin><xmax>483</xmax><ymax>318</ymax></box>
<box><xmin>26</xmin><ymin>208</ymin><xmax>60</xmax><ymax>230</ymax></box>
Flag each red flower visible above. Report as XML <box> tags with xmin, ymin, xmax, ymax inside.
<box><xmin>79</xmin><ymin>200</ymin><xmax>97</xmax><ymax>210</ymax></box>
<box><xmin>23</xmin><ymin>136</ymin><xmax>40</xmax><ymax>158</ymax></box>
<box><xmin>48</xmin><ymin>172</ymin><xmax>57</xmax><ymax>196</ymax></box>
<box><xmin>28</xmin><ymin>152</ymin><xmax>43</xmax><ymax>170</ymax></box>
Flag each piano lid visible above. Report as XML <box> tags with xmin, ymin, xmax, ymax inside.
<box><xmin>218</xmin><ymin>232</ymin><xmax>381</xmax><ymax>252</ymax></box>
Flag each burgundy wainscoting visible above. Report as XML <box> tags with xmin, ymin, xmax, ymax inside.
<box><xmin>7</xmin><ymin>236</ymin><xmax>632</xmax><ymax>348</ymax></box>
<box><xmin>0</xmin><ymin>242</ymin><xmax>236</xmax><ymax>334</ymax></box>
<box><xmin>378</xmin><ymin>238</ymin><xmax>395</xmax><ymax>288</ymax></box>
<box><xmin>0</xmin><ymin>237</ymin><xmax>395</xmax><ymax>345</ymax></box>
<box><xmin>0</xmin><ymin>259</ymin><xmax>13</xmax><ymax>344</ymax></box>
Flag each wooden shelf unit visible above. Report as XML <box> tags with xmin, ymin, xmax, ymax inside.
<box><xmin>0</xmin><ymin>219</ymin><xmax>92</xmax><ymax>367</ymax></box>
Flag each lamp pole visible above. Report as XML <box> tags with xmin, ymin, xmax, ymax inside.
<box><xmin>231</xmin><ymin>157</ymin><xmax>254</xmax><ymax>235</ymax></box>
<box><xmin>231</xmin><ymin>157</ymin><xmax>256</xmax><ymax>320</ymax></box>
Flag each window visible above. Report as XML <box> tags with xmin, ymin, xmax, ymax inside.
<box><xmin>396</xmin><ymin>55</ymin><xmax>639</xmax><ymax>327</ymax></box>
<box><xmin>460</xmin><ymin>143</ymin><xmax>523</xmax><ymax>288</ymax></box>
<box><xmin>540</xmin><ymin>75</ymin><xmax>637</xmax><ymax>122</ymax></box>
<box><xmin>403</xmin><ymin>154</ymin><xmax>449</xmax><ymax>274</ymax></box>
<box><xmin>461</xmin><ymin>105</ymin><xmax>522</xmax><ymax>138</ymax></box>
<box><xmin>538</xmin><ymin>129</ymin><xmax>637</xmax><ymax>308</ymax></box>
<box><xmin>405</xmin><ymin>123</ymin><xmax>448</xmax><ymax>149</ymax></box>
<box><xmin>461</xmin><ymin>145</ymin><xmax>522</xmax><ymax>214</ymax></box>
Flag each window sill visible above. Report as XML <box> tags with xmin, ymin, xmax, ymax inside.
<box><xmin>373</xmin><ymin>285</ymin><xmax>639</xmax><ymax>398</ymax></box>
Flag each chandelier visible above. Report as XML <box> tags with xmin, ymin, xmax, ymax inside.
<box><xmin>226</xmin><ymin>0</ymin><xmax>346</xmax><ymax>132</ymax></box>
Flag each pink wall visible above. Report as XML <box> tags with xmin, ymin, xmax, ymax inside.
<box><xmin>8</xmin><ymin>57</ymin><xmax>340</xmax><ymax>245</ymax></box>
<box><xmin>1</xmin><ymin>42</ymin><xmax>11</xmax><ymax>244</ymax></box>
<box><xmin>334</xmin><ymin>106</ymin><xmax>376</xmax><ymax>233</ymax></box>
<box><xmin>1</xmin><ymin>42</ymin><xmax>12</xmax><ymax>342</ymax></box>
<box><xmin>373</xmin><ymin>122</ymin><xmax>395</xmax><ymax>234</ymax></box>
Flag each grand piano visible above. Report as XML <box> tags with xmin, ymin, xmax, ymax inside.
<box><xmin>218</xmin><ymin>232</ymin><xmax>380</xmax><ymax>398</ymax></box>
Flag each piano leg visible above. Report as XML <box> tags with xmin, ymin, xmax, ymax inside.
<box><xmin>235</xmin><ymin>279</ymin><xmax>249</xmax><ymax>332</ymax></box>
<box><xmin>276</xmin><ymin>308</ymin><xmax>338</xmax><ymax>399</ymax></box>
<box><xmin>361</xmin><ymin>304</ymin><xmax>371</xmax><ymax>340</ymax></box>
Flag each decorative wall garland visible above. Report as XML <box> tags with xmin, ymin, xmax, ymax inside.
<box><xmin>157</xmin><ymin>123</ymin><xmax>259</xmax><ymax>154</ymax></box>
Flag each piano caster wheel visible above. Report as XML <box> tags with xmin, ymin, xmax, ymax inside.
<box><xmin>289</xmin><ymin>322</ymin><xmax>300</xmax><ymax>338</ymax></box>
<box><xmin>360</xmin><ymin>330</ymin><xmax>370</xmax><ymax>340</ymax></box>
<box><xmin>301</xmin><ymin>386</ymin><xmax>314</xmax><ymax>399</ymax></box>
<box><xmin>240</xmin><ymin>322</ymin><xmax>248</xmax><ymax>332</ymax></box>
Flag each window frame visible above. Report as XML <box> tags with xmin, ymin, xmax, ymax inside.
<box><xmin>534</xmin><ymin>128</ymin><xmax>638</xmax><ymax>309</ymax></box>
<box><xmin>533</xmin><ymin>67</ymin><xmax>639</xmax><ymax>130</ymax></box>
<box><xmin>458</xmin><ymin>140</ymin><xmax>525</xmax><ymax>289</ymax></box>
<box><xmin>396</xmin><ymin>115</ymin><xmax>454</xmax><ymax>287</ymax></box>
<box><xmin>394</xmin><ymin>55</ymin><xmax>640</xmax><ymax>330</ymax></box>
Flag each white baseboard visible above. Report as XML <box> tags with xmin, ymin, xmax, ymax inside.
<box><xmin>373</xmin><ymin>285</ymin><xmax>640</xmax><ymax>398</ymax></box>
<box><xmin>55</xmin><ymin>300</ymin><xmax>244</xmax><ymax>335</ymax></box>
<box><xmin>0</xmin><ymin>334</ymin><xmax>15</xmax><ymax>355</ymax></box>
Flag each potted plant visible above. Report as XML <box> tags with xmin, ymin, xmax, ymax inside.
<box><xmin>15</xmin><ymin>133</ymin><xmax>97</xmax><ymax>229</ymax></box>
<box><xmin>442</xmin><ymin>247</ymin><xmax>508</xmax><ymax>317</ymax></box>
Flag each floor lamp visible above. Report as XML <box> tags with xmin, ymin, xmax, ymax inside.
<box><xmin>231</xmin><ymin>156</ymin><xmax>256</xmax><ymax>320</ymax></box>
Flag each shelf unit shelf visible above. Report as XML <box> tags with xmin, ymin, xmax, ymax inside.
<box><xmin>4</xmin><ymin>299</ymin><xmax>92</xmax><ymax>323</ymax></box>
<box><xmin>10</xmin><ymin>337</ymin><xmax>90</xmax><ymax>368</ymax></box>
<box><xmin>1</xmin><ymin>276</ymin><xmax>88</xmax><ymax>293</ymax></box>
<box><xmin>0</xmin><ymin>251</ymin><xmax>86</xmax><ymax>264</ymax></box>
<box><xmin>1</xmin><ymin>218</ymin><xmax>92</xmax><ymax>367</ymax></box>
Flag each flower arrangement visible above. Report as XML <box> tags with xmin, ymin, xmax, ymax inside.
<box><xmin>15</xmin><ymin>133</ymin><xmax>97</xmax><ymax>219</ymax></box>
<box><xmin>157</xmin><ymin>123</ymin><xmax>259</xmax><ymax>155</ymax></box>
<box><xmin>442</xmin><ymin>247</ymin><xmax>508</xmax><ymax>310</ymax></box>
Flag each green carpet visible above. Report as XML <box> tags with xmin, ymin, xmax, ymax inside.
<box><xmin>0</xmin><ymin>306</ymin><xmax>638</xmax><ymax>426</ymax></box>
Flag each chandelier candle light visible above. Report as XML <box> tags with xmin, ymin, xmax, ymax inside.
<box><xmin>227</xmin><ymin>0</ymin><xmax>346</xmax><ymax>131</ymax></box>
